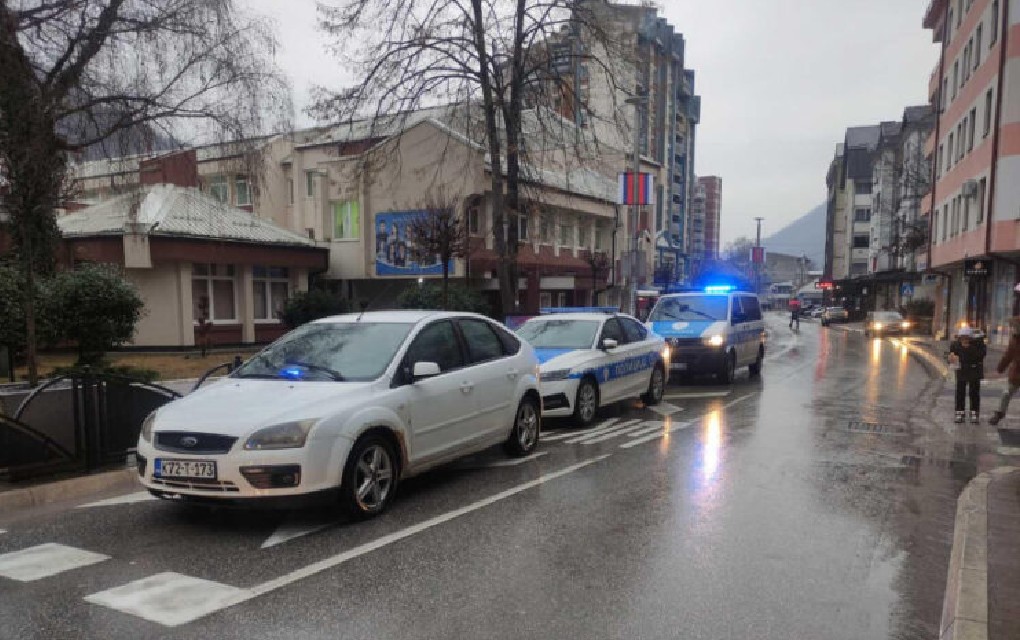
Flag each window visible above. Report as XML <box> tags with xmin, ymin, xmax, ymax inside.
<box><xmin>942</xmin><ymin>205</ymin><xmax>948</xmax><ymax>241</ymax></box>
<box><xmin>854</xmin><ymin>208</ymin><xmax>871</xmax><ymax>222</ymax></box>
<box><xmin>957</xmin><ymin>123</ymin><xmax>965</xmax><ymax>161</ymax></box>
<box><xmin>517</xmin><ymin>214</ymin><xmax>529</xmax><ymax>241</ymax></box>
<box><xmin>539</xmin><ymin>292</ymin><xmax>553</xmax><ymax>307</ymax></box>
<box><xmin>209</xmin><ymin>177</ymin><xmax>228</xmax><ymax>204</ymax></box>
<box><xmin>540</xmin><ymin>216</ymin><xmax>553</xmax><ymax>243</ymax></box>
<box><xmin>852</xmin><ymin>234</ymin><xmax>870</xmax><ymax>249</ymax></box>
<box><xmin>468</xmin><ymin>204</ymin><xmax>481</xmax><ymax>236</ymax></box>
<box><xmin>990</xmin><ymin>1</ymin><xmax>999</xmax><ymax>45</ymax></box>
<box><xmin>942</xmin><ymin>79</ymin><xmax>948</xmax><ymax>110</ymax></box>
<box><xmin>578</xmin><ymin>223</ymin><xmax>589</xmax><ymax>249</ymax></box>
<box><xmin>253</xmin><ymin>266</ymin><xmax>289</xmax><ymax>321</ymax></box>
<box><xmin>947</xmin><ymin>10</ymin><xmax>954</xmax><ymax>43</ymax></box>
<box><xmin>977</xmin><ymin>177</ymin><xmax>987</xmax><ymax>224</ymax></box>
<box><xmin>234</xmin><ymin>176</ymin><xmax>251</xmax><ymax>207</ymax></box>
<box><xmin>288</xmin><ymin>179</ymin><xmax>294</xmax><ymax>205</ymax></box>
<box><xmin>963</xmin><ymin>196</ymin><xmax>970</xmax><ymax>231</ymax></box>
<box><xmin>458</xmin><ymin>319</ymin><xmax>505</xmax><ymax>364</ymax></box>
<box><xmin>619</xmin><ymin>317</ymin><xmax>647</xmax><ymax>343</ymax></box>
<box><xmin>952</xmin><ymin>61</ymin><xmax>959</xmax><ymax>99</ymax></box>
<box><xmin>850</xmin><ymin>262</ymin><xmax>868</xmax><ymax>276</ymax></box>
<box><xmin>331</xmin><ymin>201</ymin><xmax>360</xmax><ymax>240</ymax></box>
<box><xmin>854</xmin><ymin>181</ymin><xmax>872</xmax><ymax>195</ymax></box>
<box><xmin>305</xmin><ymin>170</ymin><xmax>315</xmax><ymax>197</ymax></box>
<box><xmin>968</xmin><ymin>108</ymin><xmax>976</xmax><ymax>151</ymax></box>
<box><xmin>984</xmin><ymin>89</ymin><xmax>993</xmax><ymax>137</ymax></box>
<box><xmin>938</xmin><ymin>144</ymin><xmax>944</xmax><ymax>177</ymax></box>
<box><xmin>594</xmin><ymin>226</ymin><xmax>607</xmax><ymax>251</ymax></box>
<box><xmin>559</xmin><ymin>222</ymin><xmax>572</xmax><ymax>247</ymax></box>
<box><xmin>933</xmin><ymin>211</ymin><xmax>939</xmax><ymax>243</ymax></box>
<box><xmin>957</xmin><ymin>0</ymin><xmax>962</xmax><ymax>26</ymax></box>
<box><xmin>192</xmin><ymin>264</ymin><xmax>236</xmax><ymax>322</ymax></box>
<box><xmin>975</xmin><ymin>25</ymin><xmax>982</xmax><ymax>68</ymax></box>
<box><xmin>963</xmin><ymin>41</ymin><xmax>971</xmax><ymax>82</ymax></box>
<box><xmin>403</xmin><ymin>321</ymin><xmax>464</xmax><ymax>373</ymax></box>
<box><xmin>599</xmin><ymin>318</ymin><xmax>626</xmax><ymax>345</ymax></box>
<box><xmin>739</xmin><ymin>296</ymin><xmax>763</xmax><ymax>322</ymax></box>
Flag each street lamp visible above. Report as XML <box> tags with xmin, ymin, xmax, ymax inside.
<box><xmin>624</xmin><ymin>93</ymin><xmax>648</xmax><ymax>314</ymax></box>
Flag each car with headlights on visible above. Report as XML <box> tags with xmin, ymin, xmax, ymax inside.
<box><xmin>864</xmin><ymin>310</ymin><xmax>911</xmax><ymax>337</ymax></box>
<box><xmin>136</xmin><ymin>311</ymin><xmax>541</xmax><ymax>518</ymax></box>
<box><xmin>820</xmin><ymin>307</ymin><xmax>849</xmax><ymax>326</ymax></box>
<box><xmin>516</xmin><ymin>311</ymin><xmax>666</xmax><ymax>427</ymax></box>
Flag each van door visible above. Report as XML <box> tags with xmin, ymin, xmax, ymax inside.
<box><xmin>736</xmin><ymin>295</ymin><xmax>764</xmax><ymax>365</ymax></box>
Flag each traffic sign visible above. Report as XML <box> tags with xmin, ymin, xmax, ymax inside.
<box><xmin>900</xmin><ymin>283</ymin><xmax>914</xmax><ymax>296</ymax></box>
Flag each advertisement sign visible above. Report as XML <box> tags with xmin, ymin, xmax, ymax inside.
<box><xmin>617</xmin><ymin>172</ymin><xmax>655</xmax><ymax>206</ymax></box>
<box><xmin>374</xmin><ymin>211</ymin><xmax>453</xmax><ymax>277</ymax></box>
<box><xmin>750</xmin><ymin>246</ymin><xmax>766</xmax><ymax>264</ymax></box>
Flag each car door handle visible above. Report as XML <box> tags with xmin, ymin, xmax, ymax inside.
<box><xmin>506</xmin><ymin>368</ymin><xmax>519</xmax><ymax>380</ymax></box>
<box><xmin>460</xmin><ymin>382</ymin><xmax>474</xmax><ymax>393</ymax></box>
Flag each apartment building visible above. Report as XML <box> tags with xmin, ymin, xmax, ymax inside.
<box><xmin>924</xmin><ymin>0</ymin><xmax>1020</xmax><ymax>342</ymax></box>
<box><xmin>825</xmin><ymin>125</ymin><xmax>882</xmax><ymax>283</ymax></box>
<box><xmin>698</xmin><ymin>176</ymin><xmax>722</xmax><ymax>259</ymax></box>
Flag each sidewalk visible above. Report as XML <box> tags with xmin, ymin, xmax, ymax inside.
<box><xmin>903</xmin><ymin>335</ymin><xmax>1010</xmax><ymax>382</ymax></box>
<box><xmin>940</xmin><ymin>466</ymin><xmax>1020</xmax><ymax>640</ymax></box>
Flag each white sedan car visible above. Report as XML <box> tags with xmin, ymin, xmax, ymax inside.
<box><xmin>136</xmin><ymin>311</ymin><xmax>541</xmax><ymax>518</ymax></box>
<box><xmin>516</xmin><ymin>312</ymin><xmax>667</xmax><ymax>427</ymax></box>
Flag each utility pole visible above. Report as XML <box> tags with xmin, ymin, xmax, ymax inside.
<box><xmin>625</xmin><ymin>92</ymin><xmax>647</xmax><ymax>314</ymax></box>
<box><xmin>754</xmin><ymin>216</ymin><xmax>764</xmax><ymax>295</ymax></box>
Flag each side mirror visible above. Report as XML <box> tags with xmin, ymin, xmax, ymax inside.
<box><xmin>411</xmin><ymin>361</ymin><xmax>441</xmax><ymax>381</ymax></box>
<box><xmin>601</xmin><ymin>338</ymin><xmax>618</xmax><ymax>351</ymax></box>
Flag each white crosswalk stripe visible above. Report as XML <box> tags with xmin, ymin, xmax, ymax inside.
<box><xmin>541</xmin><ymin>418</ymin><xmax>622</xmax><ymax>441</ymax></box>
<box><xmin>620</xmin><ymin>420</ymin><xmax>695</xmax><ymax>448</ymax></box>
<box><xmin>86</xmin><ymin>572</ymin><xmax>251</xmax><ymax>627</ymax></box>
<box><xmin>562</xmin><ymin>419</ymin><xmax>643</xmax><ymax>444</ymax></box>
<box><xmin>575</xmin><ymin>421</ymin><xmax>664</xmax><ymax>445</ymax></box>
<box><xmin>0</xmin><ymin>543</ymin><xmax>109</xmax><ymax>582</ymax></box>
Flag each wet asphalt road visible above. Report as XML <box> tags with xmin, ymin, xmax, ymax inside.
<box><xmin>0</xmin><ymin>314</ymin><xmax>1013</xmax><ymax>639</ymax></box>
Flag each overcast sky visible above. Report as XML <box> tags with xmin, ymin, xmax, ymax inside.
<box><xmin>243</xmin><ymin>0</ymin><xmax>939</xmax><ymax>247</ymax></box>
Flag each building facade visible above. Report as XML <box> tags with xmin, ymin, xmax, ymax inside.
<box><xmin>924</xmin><ymin>0</ymin><xmax>1020</xmax><ymax>343</ymax></box>
<box><xmin>698</xmin><ymin>175</ymin><xmax>722</xmax><ymax>259</ymax></box>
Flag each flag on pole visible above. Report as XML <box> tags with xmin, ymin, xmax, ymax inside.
<box><xmin>618</xmin><ymin>172</ymin><xmax>654</xmax><ymax>206</ymax></box>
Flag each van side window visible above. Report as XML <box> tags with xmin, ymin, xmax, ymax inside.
<box><xmin>740</xmin><ymin>296</ymin><xmax>763</xmax><ymax>321</ymax></box>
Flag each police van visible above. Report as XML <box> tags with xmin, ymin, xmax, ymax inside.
<box><xmin>646</xmin><ymin>286</ymin><xmax>766</xmax><ymax>384</ymax></box>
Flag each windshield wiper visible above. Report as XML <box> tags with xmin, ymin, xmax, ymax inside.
<box><xmin>284</xmin><ymin>361</ymin><xmax>345</xmax><ymax>381</ymax></box>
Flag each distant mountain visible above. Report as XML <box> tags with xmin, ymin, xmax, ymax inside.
<box><xmin>764</xmin><ymin>202</ymin><xmax>826</xmax><ymax>267</ymax></box>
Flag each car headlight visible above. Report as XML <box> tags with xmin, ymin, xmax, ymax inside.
<box><xmin>874</xmin><ymin>322</ymin><xmax>883</xmax><ymax>330</ymax></box>
<box><xmin>244</xmin><ymin>420</ymin><xmax>316</xmax><ymax>450</ymax></box>
<box><xmin>542</xmin><ymin>368</ymin><xmax>572</xmax><ymax>382</ymax></box>
<box><xmin>140</xmin><ymin>411</ymin><xmax>157</xmax><ymax>443</ymax></box>
<box><xmin>901</xmin><ymin>321</ymin><xmax>911</xmax><ymax>328</ymax></box>
<box><xmin>703</xmin><ymin>334</ymin><xmax>724</xmax><ymax>347</ymax></box>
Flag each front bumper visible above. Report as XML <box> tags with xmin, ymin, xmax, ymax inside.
<box><xmin>136</xmin><ymin>433</ymin><xmax>351</xmax><ymax>502</ymax></box>
<box><xmin>667</xmin><ymin>345</ymin><xmax>727</xmax><ymax>374</ymax></box>
<box><xmin>540</xmin><ymin>378</ymin><xmax>579</xmax><ymax>418</ymax></box>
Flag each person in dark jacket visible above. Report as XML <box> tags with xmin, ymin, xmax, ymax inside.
<box><xmin>949</xmin><ymin>326</ymin><xmax>987</xmax><ymax>423</ymax></box>
<box><xmin>990</xmin><ymin>317</ymin><xmax>1020</xmax><ymax>426</ymax></box>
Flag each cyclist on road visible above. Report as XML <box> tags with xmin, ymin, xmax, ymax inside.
<box><xmin>789</xmin><ymin>298</ymin><xmax>801</xmax><ymax>330</ymax></box>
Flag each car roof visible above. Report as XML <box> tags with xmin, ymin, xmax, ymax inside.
<box><xmin>313</xmin><ymin>310</ymin><xmax>489</xmax><ymax>324</ymax></box>
<box><xmin>524</xmin><ymin>313</ymin><xmax>612</xmax><ymax>322</ymax></box>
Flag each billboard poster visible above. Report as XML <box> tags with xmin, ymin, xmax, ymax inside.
<box><xmin>374</xmin><ymin>211</ymin><xmax>453</xmax><ymax>277</ymax></box>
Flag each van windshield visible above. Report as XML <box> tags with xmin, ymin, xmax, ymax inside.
<box><xmin>649</xmin><ymin>296</ymin><xmax>729</xmax><ymax>322</ymax></box>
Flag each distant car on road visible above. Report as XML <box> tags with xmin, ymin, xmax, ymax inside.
<box><xmin>864</xmin><ymin>310</ymin><xmax>911</xmax><ymax>337</ymax></box>
<box><xmin>820</xmin><ymin>307</ymin><xmax>849</xmax><ymax>326</ymax></box>
<box><xmin>516</xmin><ymin>311</ymin><xmax>666</xmax><ymax>427</ymax></box>
<box><xmin>810</xmin><ymin>307</ymin><xmax>826</xmax><ymax>319</ymax></box>
<box><xmin>136</xmin><ymin>311</ymin><xmax>541</xmax><ymax>517</ymax></box>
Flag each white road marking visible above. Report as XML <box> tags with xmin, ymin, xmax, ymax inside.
<box><xmin>562</xmin><ymin>419</ymin><xmax>643</xmax><ymax>444</ymax></box>
<box><xmin>648</xmin><ymin>402</ymin><xmax>682</xmax><ymax>416</ymax></box>
<box><xmin>0</xmin><ymin>543</ymin><xmax>109</xmax><ymax>582</ymax></box>
<box><xmin>723</xmin><ymin>393</ymin><xmax>756</xmax><ymax>409</ymax></box>
<box><xmin>576</xmin><ymin>421</ymin><xmax>664</xmax><ymax>445</ymax></box>
<box><xmin>664</xmin><ymin>391</ymin><xmax>731</xmax><ymax>400</ymax></box>
<box><xmin>998</xmin><ymin>447</ymin><xmax>1020</xmax><ymax>456</ymax></box>
<box><xmin>77</xmin><ymin>491</ymin><xmax>157</xmax><ymax>509</ymax></box>
<box><xmin>261</xmin><ymin>516</ymin><xmax>338</xmax><ymax>549</ymax></box>
<box><xmin>620</xmin><ymin>420</ymin><xmax>695</xmax><ymax>448</ymax></box>
<box><xmin>86</xmin><ymin>572</ymin><xmax>251</xmax><ymax>627</ymax></box>
<box><xmin>541</xmin><ymin>418</ymin><xmax>620</xmax><ymax>441</ymax></box>
<box><xmin>83</xmin><ymin>456</ymin><xmax>611</xmax><ymax>627</ymax></box>
<box><xmin>484</xmin><ymin>452</ymin><xmax>549</xmax><ymax>467</ymax></box>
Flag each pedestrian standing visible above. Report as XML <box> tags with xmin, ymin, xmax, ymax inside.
<box><xmin>990</xmin><ymin>317</ymin><xmax>1020</xmax><ymax>426</ymax></box>
<box><xmin>948</xmin><ymin>326</ymin><xmax>987</xmax><ymax>424</ymax></box>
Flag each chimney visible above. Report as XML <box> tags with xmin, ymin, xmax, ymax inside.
<box><xmin>138</xmin><ymin>149</ymin><xmax>199</xmax><ymax>188</ymax></box>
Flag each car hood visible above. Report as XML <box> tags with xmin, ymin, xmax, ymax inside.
<box><xmin>150</xmin><ymin>378</ymin><xmax>377</xmax><ymax>436</ymax></box>
<box><xmin>535</xmin><ymin>348</ymin><xmax>602</xmax><ymax>371</ymax></box>
<box><xmin>649</xmin><ymin>320</ymin><xmax>727</xmax><ymax>339</ymax></box>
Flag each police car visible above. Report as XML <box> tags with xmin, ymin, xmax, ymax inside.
<box><xmin>516</xmin><ymin>309</ymin><xmax>667</xmax><ymax>427</ymax></box>
<box><xmin>646</xmin><ymin>286</ymin><xmax>766</xmax><ymax>384</ymax></box>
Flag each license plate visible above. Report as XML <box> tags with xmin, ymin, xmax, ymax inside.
<box><xmin>671</xmin><ymin>362</ymin><xmax>688</xmax><ymax>371</ymax></box>
<box><xmin>154</xmin><ymin>459</ymin><xmax>217</xmax><ymax>480</ymax></box>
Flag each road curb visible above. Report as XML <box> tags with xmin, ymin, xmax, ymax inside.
<box><xmin>0</xmin><ymin>468</ymin><xmax>138</xmax><ymax>516</ymax></box>
<box><xmin>939</xmin><ymin>466</ymin><xmax>1020</xmax><ymax>640</ymax></box>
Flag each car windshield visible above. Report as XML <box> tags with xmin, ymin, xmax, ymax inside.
<box><xmin>649</xmin><ymin>296</ymin><xmax>729</xmax><ymax>322</ymax></box>
<box><xmin>233</xmin><ymin>322</ymin><xmax>414</xmax><ymax>382</ymax></box>
<box><xmin>873</xmin><ymin>312</ymin><xmax>903</xmax><ymax>322</ymax></box>
<box><xmin>517</xmin><ymin>319</ymin><xmax>600</xmax><ymax>349</ymax></box>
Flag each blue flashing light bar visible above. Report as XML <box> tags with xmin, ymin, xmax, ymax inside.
<box><xmin>540</xmin><ymin>307</ymin><xmax>619</xmax><ymax>314</ymax></box>
<box><xmin>704</xmin><ymin>285</ymin><xmax>735</xmax><ymax>293</ymax></box>
<box><xmin>279</xmin><ymin>366</ymin><xmax>305</xmax><ymax>380</ymax></box>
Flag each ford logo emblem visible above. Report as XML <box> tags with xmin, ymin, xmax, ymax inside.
<box><xmin>180</xmin><ymin>436</ymin><xmax>198</xmax><ymax>448</ymax></box>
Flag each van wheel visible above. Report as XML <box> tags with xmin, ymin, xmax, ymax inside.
<box><xmin>749</xmin><ymin>348</ymin><xmax>764</xmax><ymax>377</ymax></box>
<box><xmin>572</xmin><ymin>378</ymin><xmax>599</xmax><ymax>427</ymax></box>
<box><xmin>642</xmin><ymin>364</ymin><xmax>665</xmax><ymax>406</ymax></box>
<box><xmin>717</xmin><ymin>352</ymin><xmax>736</xmax><ymax>384</ymax></box>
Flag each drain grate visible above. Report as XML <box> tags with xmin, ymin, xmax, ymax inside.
<box><xmin>846</xmin><ymin>420</ymin><xmax>908</xmax><ymax>436</ymax></box>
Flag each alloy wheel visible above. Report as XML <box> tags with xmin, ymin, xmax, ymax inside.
<box><xmin>578</xmin><ymin>383</ymin><xmax>598</xmax><ymax>423</ymax></box>
<box><xmin>354</xmin><ymin>444</ymin><xmax>394</xmax><ymax>512</ymax></box>
<box><xmin>516</xmin><ymin>401</ymin><xmax>539</xmax><ymax>450</ymax></box>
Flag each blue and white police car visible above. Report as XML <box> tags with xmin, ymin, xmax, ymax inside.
<box><xmin>646</xmin><ymin>286</ymin><xmax>766</xmax><ymax>384</ymax></box>
<box><xmin>516</xmin><ymin>309</ymin><xmax>667</xmax><ymax>427</ymax></box>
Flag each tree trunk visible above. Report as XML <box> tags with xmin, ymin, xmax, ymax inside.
<box><xmin>22</xmin><ymin>236</ymin><xmax>39</xmax><ymax>387</ymax></box>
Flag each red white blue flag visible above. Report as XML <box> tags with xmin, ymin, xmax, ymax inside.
<box><xmin>618</xmin><ymin>172</ymin><xmax>654</xmax><ymax>206</ymax></box>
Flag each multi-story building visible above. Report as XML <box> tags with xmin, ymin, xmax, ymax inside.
<box><xmin>923</xmin><ymin>0</ymin><xmax>1020</xmax><ymax>343</ymax></box>
<box><xmin>824</xmin><ymin>144</ymin><xmax>848</xmax><ymax>281</ymax></box>
<box><xmin>687</xmin><ymin>180</ymin><xmax>706</xmax><ymax>268</ymax></box>
<box><xmin>698</xmin><ymin>176</ymin><xmax>722</xmax><ymax>259</ymax></box>
<box><xmin>825</xmin><ymin>125</ymin><xmax>881</xmax><ymax>283</ymax></box>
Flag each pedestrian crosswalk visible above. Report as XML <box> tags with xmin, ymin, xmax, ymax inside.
<box><xmin>85</xmin><ymin>572</ymin><xmax>250</xmax><ymax>627</ymax></box>
<box><xmin>0</xmin><ymin>542</ymin><xmax>108</xmax><ymax>582</ymax></box>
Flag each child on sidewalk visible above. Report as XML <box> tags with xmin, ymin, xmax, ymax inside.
<box><xmin>949</xmin><ymin>326</ymin><xmax>987</xmax><ymax>424</ymax></box>
<box><xmin>990</xmin><ymin>317</ymin><xmax>1020</xmax><ymax>426</ymax></box>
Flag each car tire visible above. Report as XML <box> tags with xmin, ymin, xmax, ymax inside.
<box><xmin>340</xmin><ymin>434</ymin><xmax>398</xmax><ymax>520</ymax></box>
<box><xmin>717</xmin><ymin>351</ymin><xmax>736</xmax><ymax>384</ymax></box>
<box><xmin>505</xmin><ymin>395</ymin><xmax>541</xmax><ymax>457</ymax></box>
<box><xmin>749</xmin><ymin>348</ymin><xmax>764</xmax><ymax>377</ymax></box>
<box><xmin>641</xmin><ymin>363</ymin><xmax>666</xmax><ymax>406</ymax></box>
<box><xmin>572</xmin><ymin>378</ymin><xmax>600</xmax><ymax>427</ymax></box>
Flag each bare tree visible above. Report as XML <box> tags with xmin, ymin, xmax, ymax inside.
<box><xmin>313</xmin><ymin>0</ymin><xmax>632</xmax><ymax>315</ymax></box>
<box><xmin>405</xmin><ymin>192</ymin><xmax>468</xmax><ymax>309</ymax></box>
<box><xmin>0</xmin><ymin>0</ymin><xmax>289</xmax><ymax>384</ymax></box>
